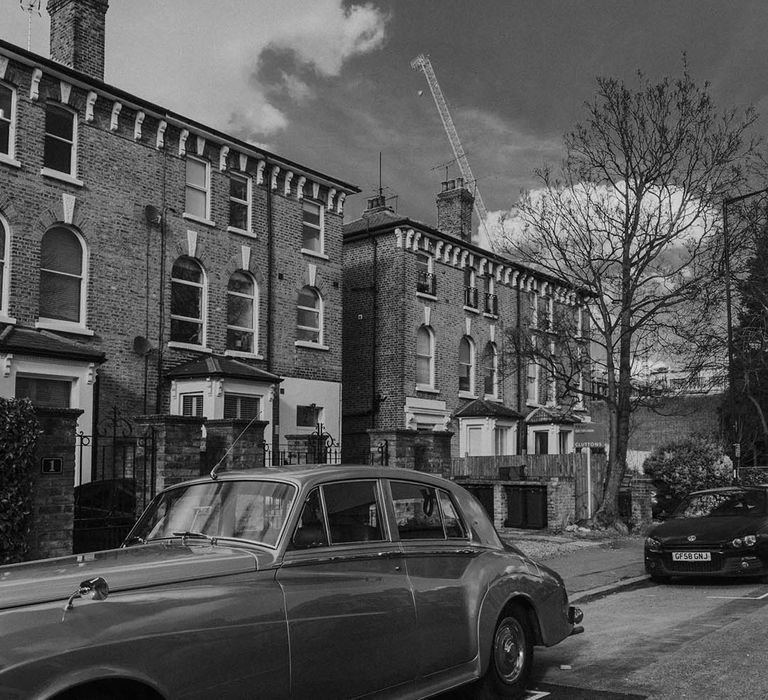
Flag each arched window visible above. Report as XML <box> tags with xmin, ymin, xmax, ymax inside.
<box><xmin>458</xmin><ymin>336</ymin><xmax>475</xmax><ymax>394</ymax></box>
<box><xmin>227</xmin><ymin>271</ymin><xmax>257</xmax><ymax>353</ymax></box>
<box><xmin>39</xmin><ymin>226</ymin><xmax>85</xmax><ymax>323</ymax></box>
<box><xmin>416</xmin><ymin>325</ymin><xmax>434</xmax><ymax>388</ymax></box>
<box><xmin>0</xmin><ymin>216</ymin><xmax>7</xmax><ymax>315</ymax></box>
<box><xmin>483</xmin><ymin>342</ymin><xmax>498</xmax><ymax>397</ymax></box>
<box><xmin>170</xmin><ymin>256</ymin><xmax>205</xmax><ymax>346</ymax></box>
<box><xmin>296</xmin><ymin>286</ymin><xmax>322</xmax><ymax>344</ymax></box>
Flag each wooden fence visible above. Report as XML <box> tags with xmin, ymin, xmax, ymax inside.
<box><xmin>451</xmin><ymin>452</ymin><xmax>608</xmax><ymax>521</ymax></box>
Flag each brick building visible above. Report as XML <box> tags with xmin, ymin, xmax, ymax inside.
<box><xmin>0</xmin><ymin>0</ymin><xmax>358</xmax><ymax>484</ymax></box>
<box><xmin>342</xmin><ymin>178</ymin><xmax>592</xmax><ymax>467</ymax></box>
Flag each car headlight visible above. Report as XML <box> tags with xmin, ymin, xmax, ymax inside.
<box><xmin>645</xmin><ymin>536</ymin><xmax>662</xmax><ymax>552</ymax></box>
<box><xmin>732</xmin><ymin>535</ymin><xmax>757</xmax><ymax>548</ymax></box>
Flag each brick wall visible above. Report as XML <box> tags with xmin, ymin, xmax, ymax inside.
<box><xmin>1</xmin><ymin>45</ymin><xmax>351</xmax><ymax>434</ymax></box>
<box><xmin>47</xmin><ymin>0</ymin><xmax>109</xmax><ymax>80</ymax></box>
<box><xmin>29</xmin><ymin>407</ymin><xmax>82</xmax><ymax>559</ymax></box>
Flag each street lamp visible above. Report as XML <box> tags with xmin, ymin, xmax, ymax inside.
<box><xmin>723</xmin><ymin>187</ymin><xmax>768</xmax><ymax>478</ymax></box>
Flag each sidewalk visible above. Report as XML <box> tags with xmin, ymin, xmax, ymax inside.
<box><xmin>499</xmin><ymin>528</ymin><xmax>649</xmax><ymax>603</ymax></box>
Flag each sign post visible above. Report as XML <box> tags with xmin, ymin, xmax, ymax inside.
<box><xmin>574</xmin><ymin>423</ymin><xmax>608</xmax><ymax>520</ymax></box>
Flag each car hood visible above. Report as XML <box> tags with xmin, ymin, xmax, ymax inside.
<box><xmin>649</xmin><ymin>516</ymin><xmax>766</xmax><ymax>545</ymax></box>
<box><xmin>0</xmin><ymin>542</ymin><xmax>271</xmax><ymax>610</ymax></box>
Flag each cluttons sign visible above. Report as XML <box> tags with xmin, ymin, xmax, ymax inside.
<box><xmin>574</xmin><ymin>423</ymin><xmax>608</xmax><ymax>449</ymax></box>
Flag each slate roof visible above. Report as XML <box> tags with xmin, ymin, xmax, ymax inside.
<box><xmin>0</xmin><ymin>324</ymin><xmax>105</xmax><ymax>362</ymax></box>
<box><xmin>165</xmin><ymin>354</ymin><xmax>282</xmax><ymax>383</ymax></box>
<box><xmin>454</xmin><ymin>398</ymin><xmax>523</xmax><ymax>419</ymax></box>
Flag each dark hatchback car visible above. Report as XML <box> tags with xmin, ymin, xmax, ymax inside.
<box><xmin>645</xmin><ymin>485</ymin><xmax>768</xmax><ymax>582</ymax></box>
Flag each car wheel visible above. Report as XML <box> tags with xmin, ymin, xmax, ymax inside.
<box><xmin>473</xmin><ymin>605</ymin><xmax>533</xmax><ymax>699</ymax></box>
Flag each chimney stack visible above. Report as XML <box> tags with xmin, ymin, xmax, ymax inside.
<box><xmin>436</xmin><ymin>177</ymin><xmax>474</xmax><ymax>241</ymax></box>
<box><xmin>47</xmin><ymin>0</ymin><xmax>109</xmax><ymax>81</ymax></box>
<box><xmin>362</xmin><ymin>193</ymin><xmax>392</xmax><ymax>217</ymax></box>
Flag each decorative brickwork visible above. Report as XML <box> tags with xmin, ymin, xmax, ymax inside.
<box><xmin>29</xmin><ymin>407</ymin><xmax>82</xmax><ymax>559</ymax></box>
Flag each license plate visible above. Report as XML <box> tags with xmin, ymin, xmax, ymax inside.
<box><xmin>672</xmin><ymin>551</ymin><xmax>711</xmax><ymax>561</ymax></box>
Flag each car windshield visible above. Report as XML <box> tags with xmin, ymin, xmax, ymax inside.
<box><xmin>128</xmin><ymin>480</ymin><xmax>296</xmax><ymax>548</ymax></box>
<box><xmin>674</xmin><ymin>490</ymin><xmax>767</xmax><ymax>519</ymax></box>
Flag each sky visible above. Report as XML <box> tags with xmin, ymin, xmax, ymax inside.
<box><xmin>3</xmin><ymin>0</ymin><xmax>768</xmax><ymax>228</ymax></box>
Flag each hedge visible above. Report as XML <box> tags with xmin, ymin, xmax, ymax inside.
<box><xmin>0</xmin><ymin>398</ymin><xmax>41</xmax><ymax>564</ymax></box>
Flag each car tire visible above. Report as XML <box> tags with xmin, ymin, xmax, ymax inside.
<box><xmin>473</xmin><ymin>604</ymin><xmax>533</xmax><ymax>699</ymax></box>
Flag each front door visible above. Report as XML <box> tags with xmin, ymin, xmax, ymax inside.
<box><xmin>276</xmin><ymin>480</ymin><xmax>417</xmax><ymax>698</ymax></box>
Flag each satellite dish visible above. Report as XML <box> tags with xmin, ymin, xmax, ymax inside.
<box><xmin>133</xmin><ymin>336</ymin><xmax>153</xmax><ymax>356</ymax></box>
<box><xmin>144</xmin><ymin>205</ymin><xmax>162</xmax><ymax>226</ymax></box>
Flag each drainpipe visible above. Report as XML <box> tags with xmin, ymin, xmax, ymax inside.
<box><xmin>265</xmin><ymin>158</ymin><xmax>279</xmax><ymax>461</ymax></box>
<box><xmin>516</xmin><ymin>278</ymin><xmax>525</xmax><ymax>455</ymax></box>
<box><xmin>155</xmin><ymin>142</ymin><xmax>168</xmax><ymax>414</ymax></box>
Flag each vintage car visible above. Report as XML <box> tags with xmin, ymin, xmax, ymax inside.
<box><xmin>0</xmin><ymin>465</ymin><xmax>583</xmax><ymax>699</ymax></box>
<box><xmin>645</xmin><ymin>485</ymin><xmax>768</xmax><ymax>582</ymax></box>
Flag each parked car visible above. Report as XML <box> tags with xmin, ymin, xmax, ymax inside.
<box><xmin>645</xmin><ymin>485</ymin><xmax>768</xmax><ymax>582</ymax></box>
<box><xmin>0</xmin><ymin>465</ymin><xmax>583</xmax><ymax>699</ymax></box>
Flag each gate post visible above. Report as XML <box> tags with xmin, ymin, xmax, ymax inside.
<box><xmin>205</xmin><ymin>419</ymin><xmax>268</xmax><ymax>472</ymax></box>
<box><xmin>134</xmin><ymin>415</ymin><xmax>205</xmax><ymax>497</ymax></box>
<box><xmin>30</xmin><ymin>407</ymin><xmax>82</xmax><ymax>560</ymax></box>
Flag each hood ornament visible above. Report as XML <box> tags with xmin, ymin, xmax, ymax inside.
<box><xmin>687</xmin><ymin>535</ymin><xmax>697</xmax><ymax>542</ymax></box>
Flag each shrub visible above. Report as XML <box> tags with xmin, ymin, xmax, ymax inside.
<box><xmin>0</xmin><ymin>398</ymin><xmax>41</xmax><ymax>564</ymax></box>
<box><xmin>643</xmin><ymin>434</ymin><xmax>732</xmax><ymax>502</ymax></box>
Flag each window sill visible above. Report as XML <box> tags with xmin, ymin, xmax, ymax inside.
<box><xmin>416</xmin><ymin>292</ymin><xmax>437</xmax><ymax>301</ymax></box>
<box><xmin>35</xmin><ymin>319</ymin><xmax>94</xmax><ymax>336</ymax></box>
<box><xmin>227</xmin><ymin>226</ymin><xmax>256</xmax><ymax>238</ymax></box>
<box><xmin>40</xmin><ymin>168</ymin><xmax>83</xmax><ymax>187</ymax></box>
<box><xmin>183</xmin><ymin>213</ymin><xmax>216</xmax><ymax>228</ymax></box>
<box><xmin>224</xmin><ymin>349</ymin><xmax>264</xmax><ymax>360</ymax></box>
<box><xmin>483</xmin><ymin>394</ymin><xmax>501</xmax><ymax>402</ymax></box>
<box><xmin>416</xmin><ymin>385</ymin><xmax>440</xmax><ymax>394</ymax></box>
<box><xmin>295</xmin><ymin>340</ymin><xmax>329</xmax><ymax>351</ymax></box>
<box><xmin>301</xmin><ymin>248</ymin><xmax>329</xmax><ymax>261</ymax></box>
<box><xmin>0</xmin><ymin>154</ymin><xmax>21</xmax><ymax>168</ymax></box>
<box><xmin>463</xmin><ymin>306</ymin><xmax>480</xmax><ymax>314</ymax></box>
<box><xmin>0</xmin><ymin>313</ymin><xmax>17</xmax><ymax>325</ymax></box>
<box><xmin>458</xmin><ymin>390</ymin><xmax>477</xmax><ymax>399</ymax></box>
<box><xmin>167</xmin><ymin>341</ymin><xmax>212</xmax><ymax>353</ymax></box>
<box><xmin>483</xmin><ymin>312</ymin><xmax>499</xmax><ymax>320</ymax></box>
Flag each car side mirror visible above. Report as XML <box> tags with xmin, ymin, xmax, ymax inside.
<box><xmin>63</xmin><ymin>576</ymin><xmax>110</xmax><ymax>613</ymax></box>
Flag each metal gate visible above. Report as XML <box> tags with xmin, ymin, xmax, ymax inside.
<box><xmin>73</xmin><ymin>407</ymin><xmax>156</xmax><ymax>554</ymax></box>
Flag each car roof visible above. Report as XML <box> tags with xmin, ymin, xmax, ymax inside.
<box><xmin>164</xmin><ymin>465</ymin><xmax>456</xmax><ymax>491</ymax></box>
<box><xmin>689</xmin><ymin>485</ymin><xmax>768</xmax><ymax>495</ymax></box>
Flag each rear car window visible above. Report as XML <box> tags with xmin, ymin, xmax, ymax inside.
<box><xmin>390</xmin><ymin>481</ymin><xmax>467</xmax><ymax>540</ymax></box>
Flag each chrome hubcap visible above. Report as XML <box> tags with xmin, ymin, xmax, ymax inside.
<box><xmin>493</xmin><ymin>617</ymin><xmax>526</xmax><ymax>683</ymax></box>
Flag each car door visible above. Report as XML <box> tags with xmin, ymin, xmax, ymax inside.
<box><xmin>276</xmin><ymin>480</ymin><xmax>418</xmax><ymax>699</ymax></box>
<box><xmin>387</xmin><ymin>479</ymin><xmax>478</xmax><ymax>677</ymax></box>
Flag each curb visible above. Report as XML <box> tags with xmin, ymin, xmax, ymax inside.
<box><xmin>569</xmin><ymin>574</ymin><xmax>651</xmax><ymax>604</ymax></box>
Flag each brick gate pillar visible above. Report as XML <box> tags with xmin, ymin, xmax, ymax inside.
<box><xmin>205</xmin><ymin>419</ymin><xmax>268</xmax><ymax>473</ymax></box>
<box><xmin>367</xmin><ymin>429</ymin><xmax>454</xmax><ymax>475</ymax></box>
<box><xmin>134</xmin><ymin>415</ymin><xmax>205</xmax><ymax>499</ymax></box>
<box><xmin>30</xmin><ymin>407</ymin><xmax>82</xmax><ymax>560</ymax></box>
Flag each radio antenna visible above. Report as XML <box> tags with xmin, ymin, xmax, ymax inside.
<box><xmin>19</xmin><ymin>0</ymin><xmax>42</xmax><ymax>51</ymax></box>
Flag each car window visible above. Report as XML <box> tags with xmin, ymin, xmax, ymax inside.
<box><xmin>290</xmin><ymin>488</ymin><xmax>329</xmax><ymax>549</ymax></box>
<box><xmin>438</xmin><ymin>489</ymin><xmax>467</xmax><ymax>538</ymax></box>
<box><xmin>676</xmin><ymin>490</ymin><xmax>767</xmax><ymax>518</ymax></box>
<box><xmin>390</xmin><ymin>481</ymin><xmax>466</xmax><ymax>540</ymax></box>
<box><xmin>323</xmin><ymin>481</ymin><xmax>385</xmax><ymax>544</ymax></box>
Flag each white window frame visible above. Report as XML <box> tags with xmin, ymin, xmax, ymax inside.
<box><xmin>41</xmin><ymin>103</ymin><xmax>81</xmax><ymax>185</ymax></box>
<box><xmin>223</xmin><ymin>392</ymin><xmax>261</xmax><ymax>420</ymax></box>
<box><xmin>226</xmin><ymin>270</ymin><xmax>258</xmax><ymax>357</ymax></box>
<box><xmin>529</xmin><ymin>290</ymin><xmax>538</xmax><ymax>329</ymax></box>
<box><xmin>416</xmin><ymin>251</ymin><xmax>436</xmax><ymax>297</ymax></box>
<box><xmin>416</xmin><ymin>325</ymin><xmax>436</xmax><ymax>391</ymax></box>
<box><xmin>301</xmin><ymin>200</ymin><xmax>325</xmax><ymax>257</ymax></box>
<box><xmin>295</xmin><ymin>285</ymin><xmax>325</xmax><ymax>349</ymax></box>
<box><xmin>547</xmin><ymin>340</ymin><xmax>557</xmax><ymax>405</ymax></box>
<box><xmin>0</xmin><ymin>213</ymin><xmax>13</xmax><ymax>323</ymax></box>
<box><xmin>184</xmin><ymin>156</ymin><xmax>213</xmax><ymax>225</ymax></box>
<box><xmin>36</xmin><ymin>225</ymin><xmax>91</xmax><ymax>334</ymax></box>
<box><xmin>0</xmin><ymin>82</ymin><xmax>19</xmax><ymax>167</ymax></box>
<box><xmin>169</xmin><ymin>256</ymin><xmax>207</xmax><ymax>349</ymax></box>
<box><xmin>180</xmin><ymin>392</ymin><xmax>204</xmax><ymax>417</ymax></box>
<box><xmin>483</xmin><ymin>342</ymin><xmax>498</xmax><ymax>399</ymax></box>
<box><xmin>227</xmin><ymin>172</ymin><xmax>252</xmax><ymax>234</ymax></box>
<box><xmin>458</xmin><ymin>335</ymin><xmax>475</xmax><ymax>397</ymax></box>
<box><xmin>526</xmin><ymin>360</ymin><xmax>539</xmax><ymax>406</ymax></box>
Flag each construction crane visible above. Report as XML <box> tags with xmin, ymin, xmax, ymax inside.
<box><xmin>411</xmin><ymin>53</ymin><xmax>494</xmax><ymax>251</ymax></box>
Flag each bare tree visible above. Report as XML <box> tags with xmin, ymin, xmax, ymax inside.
<box><xmin>499</xmin><ymin>68</ymin><xmax>760</xmax><ymax>525</ymax></box>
